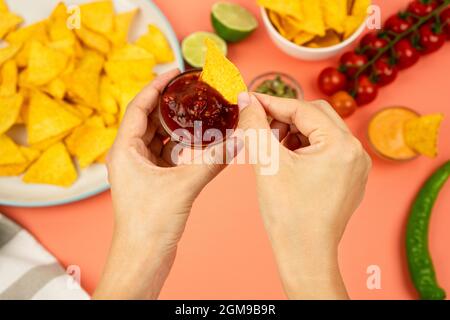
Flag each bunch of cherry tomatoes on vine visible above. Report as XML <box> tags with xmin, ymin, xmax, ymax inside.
<box><xmin>317</xmin><ymin>0</ymin><xmax>450</xmax><ymax>118</ymax></box>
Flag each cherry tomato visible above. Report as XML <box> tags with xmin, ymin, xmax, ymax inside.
<box><xmin>372</xmin><ymin>59</ymin><xmax>398</xmax><ymax>87</ymax></box>
<box><xmin>419</xmin><ymin>22</ymin><xmax>446</xmax><ymax>54</ymax></box>
<box><xmin>440</xmin><ymin>7</ymin><xmax>450</xmax><ymax>40</ymax></box>
<box><xmin>354</xmin><ymin>76</ymin><xmax>378</xmax><ymax>106</ymax></box>
<box><xmin>339</xmin><ymin>51</ymin><xmax>368</xmax><ymax>77</ymax></box>
<box><xmin>360</xmin><ymin>32</ymin><xmax>389</xmax><ymax>58</ymax></box>
<box><xmin>394</xmin><ymin>39</ymin><xmax>420</xmax><ymax>69</ymax></box>
<box><xmin>408</xmin><ymin>0</ymin><xmax>438</xmax><ymax>17</ymax></box>
<box><xmin>317</xmin><ymin>67</ymin><xmax>348</xmax><ymax>96</ymax></box>
<box><xmin>329</xmin><ymin>91</ymin><xmax>357</xmax><ymax>118</ymax></box>
<box><xmin>384</xmin><ymin>13</ymin><xmax>414</xmax><ymax>34</ymax></box>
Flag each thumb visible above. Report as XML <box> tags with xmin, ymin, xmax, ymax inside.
<box><xmin>237</xmin><ymin>92</ymin><xmax>270</xmax><ymax>131</ymax></box>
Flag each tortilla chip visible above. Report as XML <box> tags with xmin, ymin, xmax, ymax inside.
<box><xmin>75</xmin><ymin>126</ymin><xmax>117</xmax><ymax>168</ymax></box>
<box><xmin>42</xmin><ymin>77</ymin><xmax>66</xmax><ymax>99</ymax></box>
<box><xmin>0</xmin><ymin>134</ymin><xmax>26</xmax><ymax>165</ymax></box>
<box><xmin>26</xmin><ymin>41</ymin><xmax>69</xmax><ymax>86</ymax></box>
<box><xmin>23</xmin><ymin>142</ymin><xmax>77</xmax><ymax>187</ymax></box>
<box><xmin>0</xmin><ymin>43</ymin><xmax>21</xmax><ymax>67</ymax></box>
<box><xmin>27</xmin><ymin>91</ymin><xmax>82</xmax><ymax>145</ymax></box>
<box><xmin>0</xmin><ymin>94</ymin><xmax>22</xmax><ymax>135</ymax></box>
<box><xmin>107</xmin><ymin>9</ymin><xmax>138</xmax><ymax>47</ymax></box>
<box><xmin>75</xmin><ymin>27</ymin><xmax>110</xmax><ymax>55</ymax></box>
<box><xmin>321</xmin><ymin>0</ymin><xmax>347</xmax><ymax>33</ymax></box>
<box><xmin>299</xmin><ymin>0</ymin><xmax>325</xmax><ymax>36</ymax></box>
<box><xmin>101</xmin><ymin>112</ymin><xmax>116</xmax><ymax>126</ymax></box>
<box><xmin>344</xmin><ymin>0</ymin><xmax>369</xmax><ymax>38</ymax></box>
<box><xmin>0</xmin><ymin>11</ymin><xmax>23</xmax><ymax>39</ymax></box>
<box><xmin>65</xmin><ymin>50</ymin><xmax>104</xmax><ymax>107</ymax></box>
<box><xmin>80</xmin><ymin>0</ymin><xmax>114</xmax><ymax>35</ymax></box>
<box><xmin>306</xmin><ymin>30</ymin><xmax>342</xmax><ymax>48</ymax></box>
<box><xmin>136</xmin><ymin>24</ymin><xmax>174</xmax><ymax>64</ymax></box>
<box><xmin>65</xmin><ymin>115</ymin><xmax>105</xmax><ymax>155</ymax></box>
<box><xmin>6</xmin><ymin>21</ymin><xmax>47</xmax><ymax>44</ymax></box>
<box><xmin>31</xmin><ymin>132</ymin><xmax>68</xmax><ymax>151</ymax></box>
<box><xmin>105</xmin><ymin>44</ymin><xmax>156</xmax><ymax>83</ymax></box>
<box><xmin>404</xmin><ymin>114</ymin><xmax>444</xmax><ymax>158</ymax></box>
<box><xmin>0</xmin><ymin>0</ymin><xmax>8</xmax><ymax>12</ymax></box>
<box><xmin>200</xmin><ymin>38</ymin><xmax>247</xmax><ymax>105</ymax></box>
<box><xmin>294</xmin><ymin>32</ymin><xmax>316</xmax><ymax>45</ymax></box>
<box><xmin>0</xmin><ymin>146</ymin><xmax>40</xmax><ymax>176</ymax></box>
<box><xmin>0</xmin><ymin>60</ymin><xmax>18</xmax><ymax>96</ymax></box>
<box><xmin>111</xmin><ymin>80</ymin><xmax>148</xmax><ymax>120</ymax></box>
<box><xmin>100</xmin><ymin>76</ymin><xmax>118</xmax><ymax>114</ymax></box>
<box><xmin>257</xmin><ymin>0</ymin><xmax>303</xmax><ymax>19</ymax></box>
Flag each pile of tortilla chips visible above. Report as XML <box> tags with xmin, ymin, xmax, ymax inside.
<box><xmin>404</xmin><ymin>114</ymin><xmax>444</xmax><ymax>158</ymax></box>
<box><xmin>0</xmin><ymin>0</ymin><xmax>174</xmax><ymax>187</ymax></box>
<box><xmin>258</xmin><ymin>0</ymin><xmax>370</xmax><ymax>48</ymax></box>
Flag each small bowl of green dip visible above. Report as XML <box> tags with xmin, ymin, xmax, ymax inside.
<box><xmin>249</xmin><ymin>72</ymin><xmax>303</xmax><ymax>100</ymax></box>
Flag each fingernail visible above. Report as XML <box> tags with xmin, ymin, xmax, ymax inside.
<box><xmin>238</xmin><ymin>92</ymin><xmax>251</xmax><ymax>111</ymax></box>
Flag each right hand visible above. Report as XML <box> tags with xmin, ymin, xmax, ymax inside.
<box><xmin>237</xmin><ymin>93</ymin><xmax>372</xmax><ymax>299</ymax></box>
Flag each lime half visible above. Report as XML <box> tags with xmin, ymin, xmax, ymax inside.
<box><xmin>211</xmin><ymin>2</ymin><xmax>258</xmax><ymax>42</ymax></box>
<box><xmin>181</xmin><ymin>32</ymin><xmax>227</xmax><ymax>68</ymax></box>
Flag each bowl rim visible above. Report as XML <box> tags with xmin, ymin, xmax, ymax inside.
<box><xmin>260</xmin><ymin>7</ymin><xmax>368</xmax><ymax>53</ymax></box>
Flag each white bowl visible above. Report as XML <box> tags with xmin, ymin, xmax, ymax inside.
<box><xmin>260</xmin><ymin>7</ymin><xmax>368</xmax><ymax>61</ymax></box>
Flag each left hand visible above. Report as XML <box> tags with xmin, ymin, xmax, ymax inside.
<box><xmin>94</xmin><ymin>69</ymin><xmax>236</xmax><ymax>299</ymax></box>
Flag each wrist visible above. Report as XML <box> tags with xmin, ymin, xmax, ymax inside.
<box><xmin>93</xmin><ymin>230</ymin><xmax>177</xmax><ymax>300</ymax></box>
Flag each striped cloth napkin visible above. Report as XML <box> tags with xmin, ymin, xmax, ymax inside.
<box><xmin>0</xmin><ymin>214</ymin><xmax>89</xmax><ymax>300</ymax></box>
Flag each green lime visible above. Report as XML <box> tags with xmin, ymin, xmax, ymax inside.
<box><xmin>211</xmin><ymin>2</ymin><xmax>258</xmax><ymax>43</ymax></box>
<box><xmin>181</xmin><ymin>32</ymin><xmax>227</xmax><ymax>68</ymax></box>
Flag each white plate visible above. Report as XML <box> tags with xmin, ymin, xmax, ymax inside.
<box><xmin>0</xmin><ymin>0</ymin><xmax>184</xmax><ymax>207</ymax></box>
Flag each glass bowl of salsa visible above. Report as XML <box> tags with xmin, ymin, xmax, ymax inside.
<box><xmin>159</xmin><ymin>69</ymin><xmax>239</xmax><ymax>148</ymax></box>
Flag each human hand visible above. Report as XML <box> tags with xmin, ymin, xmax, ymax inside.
<box><xmin>94</xmin><ymin>69</ymin><xmax>234</xmax><ymax>299</ymax></box>
<box><xmin>237</xmin><ymin>93</ymin><xmax>372</xmax><ymax>299</ymax></box>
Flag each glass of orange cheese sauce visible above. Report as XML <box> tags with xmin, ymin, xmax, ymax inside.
<box><xmin>368</xmin><ymin>107</ymin><xmax>419</xmax><ymax>161</ymax></box>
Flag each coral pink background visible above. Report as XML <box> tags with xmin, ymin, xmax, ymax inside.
<box><xmin>2</xmin><ymin>0</ymin><xmax>450</xmax><ymax>299</ymax></box>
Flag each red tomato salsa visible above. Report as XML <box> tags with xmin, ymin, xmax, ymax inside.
<box><xmin>159</xmin><ymin>70</ymin><xmax>239</xmax><ymax>146</ymax></box>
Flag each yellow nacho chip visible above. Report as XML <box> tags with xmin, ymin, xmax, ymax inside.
<box><xmin>136</xmin><ymin>24</ymin><xmax>174</xmax><ymax>64</ymax></box>
<box><xmin>65</xmin><ymin>50</ymin><xmax>104</xmax><ymax>107</ymax></box>
<box><xmin>42</xmin><ymin>77</ymin><xmax>66</xmax><ymax>99</ymax></box>
<box><xmin>0</xmin><ymin>43</ymin><xmax>21</xmax><ymax>67</ymax></box>
<box><xmin>0</xmin><ymin>134</ymin><xmax>26</xmax><ymax>165</ymax></box>
<box><xmin>404</xmin><ymin>114</ymin><xmax>444</xmax><ymax>158</ymax></box>
<box><xmin>294</xmin><ymin>32</ymin><xmax>316</xmax><ymax>45</ymax></box>
<box><xmin>298</xmin><ymin>0</ymin><xmax>325</xmax><ymax>36</ymax></box>
<box><xmin>75</xmin><ymin>126</ymin><xmax>117</xmax><ymax>168</ymax></box>
<box><xmin>110</xmin><ymin>79</ymin><xmax>148</xmax><ymax>120</ymax></box>
<box><xmin>344</xmin><ymin>0</ymin><xmax>369</xmax><ymax>38</ymax></box>
<box><xmin>257</xmin><ymin>0</ymin><xmax>303</xmax><ymax>20</ymax></box>
<box><xmin>27</xmin><ymin>91</ymin><xmax>82</xmax><ymax>145</ymax></box>
<box><xmin>306</xmin><ymin>29</ymin><xmax>342</xmax><ymax>48</ymax></box>
<box><xmin>0</xmin><ymin>146</ymin><xmax>40</xmax><ymax>176</ymax></box>
<box><xmin>26</xmin><ymin>41</ymin><xmax>69</xmax><ymax>86</ymax></box>
<box><xmin>321</xmin><ymin>0</ymin><xmax>347</xmax><ymax>33</ymax></box>
<box><xmin>6</xmin><ymin>21</ymin><xmax>47</xmax><ymax>45</ymax></box>
<box><xmin>105</xmin><ymin>44</ymin><xmax>156</xmax><ymax>83</ymax></box>
<box><xmin>0</xmin><ymin>0</ymin><xmax>8</xmax><ymax>12</ymax></box>
<box><xmin>0</xmin><ymin>94</ymin><xmax>22</xmax><ymax>135</ymax></box>
<box><xmin>31</xmin><ymin>132</ymin><xmax>67</xmax><ymax>151</ymax></box>
<box><xmin>75</xmin><ymin>27</ymin><xmax>110</xmax><ymax>55</ymax></box>
<box><xmin>0</xmin><ymin>10</ymin><xmax>23</xmax><ymax>39</ymax></box>
<box><xmin>23</xmin><ymin>142</ymin><xmax>77</xmax><ymax>187</ymax></box>
<box><xmin>107</xmin><ymin>9</ymin><xmax>138</xmax><ymax>47</ymax></box>
<box><xmin>100</xmin><ymin>76</ymin><xmax>118</xmax><ymax>114</ymax></box>
<box><xmin>0</xmin><ymin>59</ymin><xmax>18</xmax><ymax>96</ymax></box>
<box><xmin>80</xmin><ymin>0</ymin><xmax>114</xmax><ymax>35</ymax></box>
<box><xmin>200</xmin><ymin>38</ymin><xmax>247</xmax><ymax>105</ymax></box>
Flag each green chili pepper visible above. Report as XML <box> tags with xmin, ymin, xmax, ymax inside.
<box><xmin>406</xmin><ymin>160</ymin><xmax>450</xmax><ymax>300</ymax></box>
